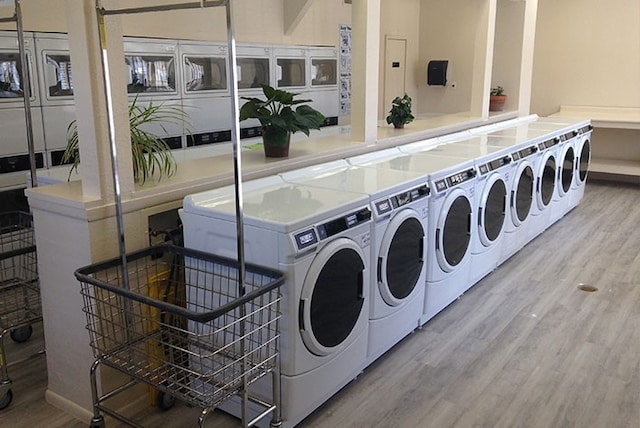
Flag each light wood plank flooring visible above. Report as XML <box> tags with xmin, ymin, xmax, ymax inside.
<box><xmin>3</xmin><ymin>180</ymin><xmax>640</xmax><ymax>427</ymax></box>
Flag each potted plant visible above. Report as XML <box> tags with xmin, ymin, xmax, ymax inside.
<box><xmin>386</xmin><ymin>93</ymin><xmax>415</xmax><ymax>129</ymax></box>
<box><xmin>489</xmin><ymin>86</ymin><xmax>507</xmax><ymax>112</ymax></box>
<box><xmin>62</xmin><ymin>96</ymin><xmax>188</xmax><ymax>183</ymax></box>
<box><xmin>239</xmin><ymin>84</ymin><xmax>326</xmax><ymax>158</ymax></box>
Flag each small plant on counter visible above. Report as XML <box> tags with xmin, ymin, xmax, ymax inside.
<box><xmin>386</xmin><ymin>93</ymin><xmax>415</xmax><ymax>129</ymax></box>
<box><xmin>62</xmin><ymin>97</ymin><xmax>188</xmax><ymax>183</ymax></box>
<box><xmin>239</xmin><ymin>84</ymin><xmax>326</xmax><ymax>157</ymax></box>
<box><xmin>489</xmin><ymin>86</ymin><xmax>507</xmax><ymax>111</ymax></box>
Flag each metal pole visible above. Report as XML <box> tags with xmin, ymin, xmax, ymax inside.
<box><xmin>224</xmin><ymin>2</ymin><xmax>250</xmax><ymax>425</ymax></box>
<box><xmin>94</xmin><ymin>2</ymin><xmax>129</xmax><ymax>290</ymax></box>
<box><xmin>14</xmin><ymin>0</ymin><xmax>38</xmax><ymax>187</ymax></box>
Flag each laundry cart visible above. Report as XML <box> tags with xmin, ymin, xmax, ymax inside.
<box><xmin>0</xmin><ymin>211</ymin><xmax>42</xmax><ymax>410</ymax></box>
<box><xmin>76</xmin><ymin>244</ymin><xmax>284</xmax><ymax>427</ymax></box>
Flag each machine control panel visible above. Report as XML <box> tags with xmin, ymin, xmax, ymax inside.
<box><xmin>478</xmin><ymin>156</ymin><xmax>512</xmax><ymax>175</ymax></box>
<box><xmin>512</xmin><ymin>145</ymin><xmax>538</xmax><ymax>160</ymax></box>
<box><xmin>578</xmin><ymin>125</ymin><xmax>593</xmax><ymax>134</ymax></box>
<box><xmin>317</xmin><ymin>207</ymin><xmax>372</xmax><ymax>241</ymax></box>
<box><xmin>294</xmin><ymin>228</ymin><xmax>318</xmax><ymax>250</ymax></box>
<box><xmin>391</xmin><ymin>184</ymin><xmax>430</xmax><ymax>209</ymax></box>
<box><xmin>538</xmin><ymin>137</ymin><xmax>559</xmax><ymax>151</ymax></box>
<box><xmin>433</xmin><ymin>167</ymin><xmax>476</xmax><ymax>193</ymax></box>
<box><xmin>558</xmin><ymin>130</ymin><xmax>578</xmax><ymax>142</ymax></box>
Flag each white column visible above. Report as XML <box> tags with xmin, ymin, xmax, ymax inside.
<box><xmin>351</xmin><ymin>0</ymin><xmax>380</xmax><ymax>144</ymax></box>
<box><xmin>518</xmin><ymin>0</ymin><xmax>539</xmax><ymax>115</ymax></box>
<box><xmin>66</xmin><ymin>0</ymin><xmax>133</xmax><ymax>201</ymax></box>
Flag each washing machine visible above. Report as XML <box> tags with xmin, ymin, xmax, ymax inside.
<box><xmin>182</xmin><ymin>175</ymin><xmax>372</xmax><ymax>428</ymax></box>
<box><xmin>349</xmin><ymin>150</ymin><xmax>477</xmax><ymax>324</ymax></box>
<box><xmin>279</xmin><ymin>159</ymin><xmax>429</xmax><ymax>366</ymax></box>
<box><xmin>534</xmin><ymin>117</ymin><xmax>592</xmax><ymax>213</ymax></box>
<box><xmin>401</xmin><ymin>137</ymin><xmax>514</xmax><ymax>286</ymax></box>
<box><xmin>570</xmin><ymin>123</ymin><xmax>593</xmax><ymax>208</ymax></box>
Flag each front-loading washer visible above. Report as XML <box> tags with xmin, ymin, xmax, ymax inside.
<box><xmin>534</xmin><ymin>118</ymin><xmax>593</xmax><ymax>213</ymax></box>
<box><xmin>182</xmin><ymin>175</ymin><xmax>372</xmax><ymax>428</ymax></box>
<box><xmin>570</xmin><ymin>123</ymin><xmax>593</xmax><ymax>208</ymax></box>
<box><xmin>401</xmin><ymin>137</ymin><xmax>515</xmax><ymax>286</ymax></box>
<box><xmin>279</xmin><ymin>159</ymin><xmax>429</xmax><ymax>366</ymax></box>
<box><xmin>349</xmin><ymin>150</ymin><xmax>477</xmax><ymax>325</ymax></box>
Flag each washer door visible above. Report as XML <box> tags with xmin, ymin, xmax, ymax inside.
<box><xmin>300</xmin><ymin>237</ymin><xmax>366</xmax><ymax>356</ymax></box>
<box><xmin>378</xmin><ymin>209</ymin><xmax>425</xmax><ymax>306</ymax></box>
<box><xmin>536</xmin><ymin>151</ymin><xmax>556</xmax><ymax>210</ymax></box>
<box><xmin>576</xmin><ymin>137</ymin><xmax>591</xmax><ymax>185</ymax></box>
<box><xmin>510</xmin><ymin>162</ymin><xmax>534</xmax><ymax>227</ymax></box>
<box><xmin>558</xmin><ymin>144</ymin><xmax>575</xmax><ymax>197</ymax></box>
<box><xmin>436</xmin><ymin>189</ymin><xmax>472</xmax><ymax>273</ymax></box>
<box><xmin>478</xmin><ymin>173</ymin><xmax>506</xmax><ymax>247</ymax></box>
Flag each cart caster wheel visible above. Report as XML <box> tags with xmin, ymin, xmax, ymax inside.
<box><xmin>89</xmin><ymin>415</ymin><xmax>105</xmax><ymax>428</ymax></box>
<box><xmin>157</xmin><ymin>391</ymin><xmax>176</xmax><ymax>410</ymax></box>
<box><xmin>0</xmin><ymin>389</ymin><xmax>13</xmax><ymax>410</ymax></box>
<box><xmin>10</xmin><ymin>325</ymin><xmax>33</xmax><ymax>343</ymax></box>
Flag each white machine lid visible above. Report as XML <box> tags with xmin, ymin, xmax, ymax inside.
<box><xmin>183</xmin><ymin>175</ymin><xmax>370</xmax><ymax>232</ymax></box>
<box><xmin>402</xmin><ymin>137</ymin><xmax>513</xmax><ymax>161</ymax></box>
<box><xmin>281</xmin><ymin>161</ymin><xmax>428</xmax><ymax>197</ymax></box>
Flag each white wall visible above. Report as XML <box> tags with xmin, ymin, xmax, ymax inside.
<box><xmin>379</xmin><ymin>0</ymin><xmax>421</xmax><ymax>119</ymax></box>
<box><xmin>531</xmin><ymin>0</ymin><xmax>640</xmax><ymax>116</ymax></box>
<box><xmin>492</xmin><ymin>0</ymin><xmax>525</xmax><ymax>112</ymax></box>
<box><xmin>417</xmin><ymin>0</ymin><xmax>490</xmax><ymax>115</ymax></box>
<box><xmin>1</xmin><ymin>0</ymin><xmax>351</xmax><ymax>46</ymax></box>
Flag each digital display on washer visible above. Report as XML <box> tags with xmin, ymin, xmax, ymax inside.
<box><xmin>375</xmin><ymin>199</ymin><xmax>393</xmax><ymax>215</ymax></box>
<box><xmin>559</xmin><ymin>131</ymin><xmax>577</xmax><ymax>142</ymax></box>
<box><xmin>539</xmin><ymin>138</ymin><xmax>559</xmax><ymax>150</ymax></box>
<box><xmin>578</xmin><ymin>125</ymin><xmax>593</xmax><ymax>134</ymax></box>
<box><xmin>512</xmin><ymin>146</ymin><xmax>537</xmax><ymax>160</ymax></box>
<box><xmin>434</xmin><ymin>179</ymin><xmax>447</xmax><ymax>193</ymax></box>
<box><xmin>446</xmin><ymin>168</ymin><xmax>476</xmax><ymax>187</ymax></box>
<box><xmin>294</xmin><ymin>228</ymin><xmax>318</xmax><ymax>250</ymax></box>
<box><xmin>317</xmin><ymin>208</ymin><xmax>371</xmax><ymax>239</ymax></box>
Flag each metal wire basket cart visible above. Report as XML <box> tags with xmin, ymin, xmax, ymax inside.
<box><xmin>0</xmin><ymin>211</ymin><xmax>42</xmax><ymax>410</ymax></box>
<box><xmin>76</xmin><ymin>243</ymin><xmax>284</xmax><ymax>427</ymax></box>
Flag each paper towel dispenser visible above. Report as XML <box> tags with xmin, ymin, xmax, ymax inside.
<box><xmin>427</xmin><ymin>60</ymin><xmax>448</xmax><ymax>86</ymax></box>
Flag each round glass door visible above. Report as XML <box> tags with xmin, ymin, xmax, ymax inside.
<box><xmin>578</xmin><ymin>139</ymin><xmax>590</xmax><ymax>183</ymax></box>
<box><xmin>379</xmin><ymin>211</ymin><xmax>424</xmax><ymax>306</ymax></box>
<box><xmin>512</xmin><ymin>163</ymin><xmax>534</xmax><ymax>225</ymax></box>
<box><xmin>300</xmin><ymin>238</ymin><xmax>366</xmax><ymax>356</ymax></box>
<box><xmin>436</xmin><ymin>190</ymin><xmax>472</xmax><ymax>272</ymax></box>
<box><xmin>560</xmin><ymin>146</ymin><xmax>575</xmax><ymax>194</ymax></box>
<box><xmin>537</xmin><ymin>153</ymin><xmax>556</xmax><ymax>209</ymax></box>
<box><xmin>479</xmin><ymin>174</ymin><xmax>506</xmax><ymax>246</ymax></box>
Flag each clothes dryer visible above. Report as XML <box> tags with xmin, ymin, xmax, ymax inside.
<box><xmin>349</xmin><ymin>150</ymin><xmax>477</xmax><ymax>325</ymax></box>
<box><xmin>570</xmin><ymin>123</ymin><xmax>593</xmax><ymax>208</ymax></box>
<box><xmin>401</xmin><ymin>137</ymin><xmax>514</xmax><ymax>286</ymax></box>
<box><xmin>279</xmin><ymin>159</ymin><xmax>429</xmax><ymax>366</ymax></box>
<box><xmin>182</xmin><ymin>175</ymin><xmax>372</xmax><ymax>428</ymax></box>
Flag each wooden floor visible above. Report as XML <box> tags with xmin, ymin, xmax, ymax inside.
<box><xmin>3</xmin><ymin>180</ymin><xmax>640</xmax><ymax>427</ymax></box>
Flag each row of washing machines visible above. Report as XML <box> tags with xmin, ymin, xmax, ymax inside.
<box><xmin>179</xmin><ymin>115</ymin><xmax>592</xmax><ymax>427</ymax></box>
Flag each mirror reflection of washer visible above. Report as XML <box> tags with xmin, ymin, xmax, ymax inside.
<box><xmin>181</xmin><ymin>176</ymin><xmax>372</xmax><ymax>428</ymax></box>
<box><xmin>279</xmin><ymin>158</ymin><xmax>429</xmax><ymax>366</ymax></box>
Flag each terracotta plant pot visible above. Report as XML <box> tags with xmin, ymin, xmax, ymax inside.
<box><xmin>262</xmin><ymin>126</ymin><xmax>291</xmax><ymax>158</ymax></box>
<box><xmin>489</xmin><ymin>95</ymin><xmax>507</xmax><ymax>112</ymax></box>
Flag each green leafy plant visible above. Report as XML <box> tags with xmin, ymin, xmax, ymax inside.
<box><xmin>62</xmin><ymin>97</ymin><xmax>188</xmax><ymax>183</ymax></box>
<box><xmin>239</xmin><ymin>84</ymin><xmax>326</xmax><ymax>142</ymax></box>
<box><xmin>490</xmin><ymin>86</ymin><xmax>505</xmax><ymax>96</ymax></box>
<box><xmin>386</xmin><ymin>93</ymin><xmax>415</xmax><ymax>128</ymax></box>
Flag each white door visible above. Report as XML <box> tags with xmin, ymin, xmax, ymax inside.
<box><xmin>383</xmin><ymin>36</ymin><xmax>407</xmax><ymax>119</ymax></box>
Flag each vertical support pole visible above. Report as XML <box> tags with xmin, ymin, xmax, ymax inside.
<box><xmin>94</xmin><ymin>3</ymin><xmax>129</xmax><ymax>290</ymax></box>
<box><xmin>15</xmin><ymin>0</ymin><xmax>38</xmax><ymax>187</ymax></box>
